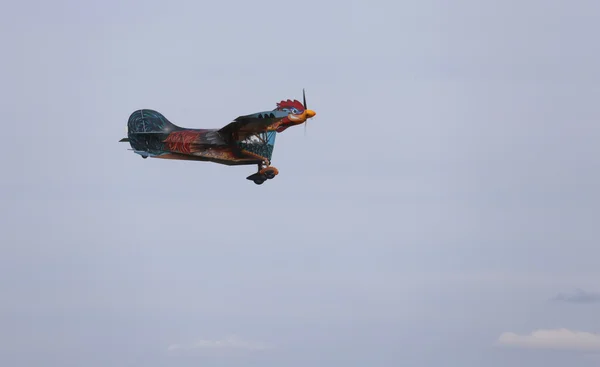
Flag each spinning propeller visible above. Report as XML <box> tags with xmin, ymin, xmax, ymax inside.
<box><xmin>303</xmin><ymin>88</ymin><xmax>315</xmax><ymax>136</ymax></box>
<box><xmin>303</xmin><ymin>89</ymin><xmax>308</xmax><ymax>136</ymax></box>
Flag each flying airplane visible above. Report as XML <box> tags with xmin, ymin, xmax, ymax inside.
<box><xmin>119</xmin><ymin>90</ymin><xmax>316</xmax><ymax>184</ymax></box>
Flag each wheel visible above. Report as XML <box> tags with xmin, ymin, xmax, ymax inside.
<box><xmin>260</xmin><ymin>167</ymin><xmax>279</xmax><ymax>179</ymax></box>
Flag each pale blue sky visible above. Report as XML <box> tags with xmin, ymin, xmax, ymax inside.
<box><xmin>1</xmin><ymin>0</ymin><xmax>600</xmax><ymax>366</ymax></box>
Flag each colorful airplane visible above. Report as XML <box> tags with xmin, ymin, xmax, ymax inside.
<box><xmin>119</xmin><ymin>90</ymin><xmax>316</xmax><ymax>184</ymax></box>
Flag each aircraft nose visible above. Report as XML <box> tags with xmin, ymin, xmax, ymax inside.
<box><xmin>305</xmin><ymin>109</ymin><xmax>316</xmax><ymax>118</ymax></box>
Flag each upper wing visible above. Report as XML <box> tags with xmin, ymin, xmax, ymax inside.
<box><xmin>218</xmin><ymin>111</ymin><xmax>287</xmax><ymax>140</ymax></box>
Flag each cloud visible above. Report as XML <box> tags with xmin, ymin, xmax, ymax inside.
<box><xmin>552</xmin><ymin>288</ymin><xmax>600</xmax><ymax>304</ymax></box>
<box><xmin>497</xmin><ymin>329</ymin><xmax>600</xmax><ymax>351</ymax></box>
<box><xmin>168</xmin><ymin>335</ymin><xmax>272</xmax><ymax>352</ymax></box>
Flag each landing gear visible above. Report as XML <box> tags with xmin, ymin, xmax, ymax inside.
<box><xmin>246</xmin><ymin>162</ymin><xmax>279</xmax><ymax>185</ymax></box>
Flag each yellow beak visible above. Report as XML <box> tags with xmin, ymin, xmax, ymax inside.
<box><xmin>288</xmin><ymin>109</ymin><xmax>317</xmax><ymax>123</ymax></box>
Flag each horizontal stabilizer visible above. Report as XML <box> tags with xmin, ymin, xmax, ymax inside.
<box><xmin>130</xmin><ymin>149</ymin><xmax>163</xmax><ymax>158</ymax></box>
<box><xmin>119</xmin><ymin>137</ymin><xmax>129</xmax><ymax>142</ymax></box>
<box><xmin>129</xmin><ymin>131</ymin><xmax>168</xmax><ymax>134</ymax></box>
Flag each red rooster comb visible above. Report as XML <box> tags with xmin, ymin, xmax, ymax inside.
<box><xmin>276</xmin><ymin>99</ymin><xmax>305</xmax><ymax>112</ymax></box>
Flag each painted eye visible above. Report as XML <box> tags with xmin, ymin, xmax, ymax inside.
<box><xmin>290</xmin><ymin>108</ymin><xmax>298</xmax><ymax>114</ymax></box>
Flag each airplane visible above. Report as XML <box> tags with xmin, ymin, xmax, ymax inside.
<box><xmin>119</xmin><ymin>90</ymin><xmax>316</xmax><ymax>185</ymax></box>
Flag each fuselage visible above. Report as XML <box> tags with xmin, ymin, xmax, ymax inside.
<box><xmin>143</xmin><ymin>127</ymin><xmax>272</xmax><ymax>166</ymax></box>
<box><xmin>126</xmin><ymin>109</ymin><xmax>282</xmax><ymax>165</ymax></box>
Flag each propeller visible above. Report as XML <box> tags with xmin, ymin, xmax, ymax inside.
<box><xmin>303</xmin><ymin>88</ymin><xmax>307</xmax><ymax>109</ymax></box>
<box><xmin>303</xmin><ymin>88</ymin><xmax>308</xmax><ymax>136</ymax></box>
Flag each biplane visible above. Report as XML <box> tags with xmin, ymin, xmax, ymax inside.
<box><xmin>119</xmin><ymin>90</ymin><xmax>316</xmax><ymax>184</ymax></box>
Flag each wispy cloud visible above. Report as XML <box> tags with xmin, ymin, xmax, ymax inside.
<box><xmin>168</xmin><ymin>335</ymin><xmax>272</xmax><ymax>352</ymax></box>
<box><xmin>497</xmin><ymin>329</ymin><xmax>600</xmax><ymax>351</ymax></box>
<box><xmin>552</xmin><ymin>288</ymin><xmax>600</xmax><ymax>304</ymax></box>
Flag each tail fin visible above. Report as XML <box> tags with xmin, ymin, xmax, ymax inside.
<box><xmin>127</xmin><ymin>109</ymin><xmax>181</xmax><ymax>135</ymax></box>
<box><xmin>125</xmin><ymin>109</ymin><xmax>181</xmax><ymax>154</ymax></box>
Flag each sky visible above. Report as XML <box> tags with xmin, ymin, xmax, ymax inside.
<box><xmin>1</xmin><ymin>0</ymin><xmax>600</xmax><ymax>366</ymax></box>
